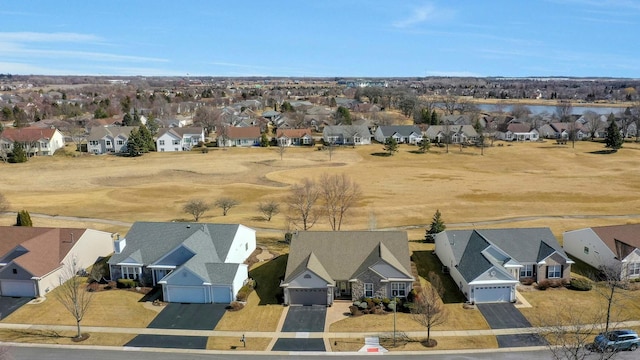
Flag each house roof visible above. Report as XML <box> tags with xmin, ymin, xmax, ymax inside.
<box><xmin>507</xmin><ymin>123</ymin><xmax>532</xmax><ymax>133</ymax></box>
<box><xmin>442</xmin><ymin>228</ymin><xmax>568</xmax><ymax>282</ymax></box>
<box><xmin>0</xmin><ymin>127</ymin><xmax>58</xmax><ymax>142</ymax></box>
<box><xmin>276</xmin><ymin>128</ymin><xmax>313</xmax><ymax>138</ymax></box>
<box><xmin>225</xmin><ymin>126</ymin><xmax>261</xmax><ymax>139</ymax></box>
<box><xmin>284</xmin><ymin>231</ymin><xmax>413</xmax><ymax>284</ymax></box>
<box><xmin>157</xmin><ymin>127</ymin><xmax>204</xmax><ymax>138</ymax></box>
<box><xmin>0</xmin><ymin>226</ymin><xmax>87</xmax><ymax>277</ymax></box>
<box><xmin>377</xmin><ymin>125</ymin><xmax>422</xmax><ymax>137</ymax></box>
<box><xmin>591</xmin><ymin>224</ymin><xmax>640</xmax><ymax>259</ymax></box>
<box><xmin>322</xmin><ymin>125</ymin><xmax>372</xmax><ymax>138</ymax></box>
<box><xmin>87</xmin><ymin>126</ymin><xmax>136</xmax><ymax>141</ymax></box>
<box><xmin>424</xmin><ymin>125</ymin><xmax>478</xmax><ymax>138</ymax></box>
<box><xmin>108</xmin><ymin>222</ymin><xmax>247</xmax><ymax>284</ymax></box>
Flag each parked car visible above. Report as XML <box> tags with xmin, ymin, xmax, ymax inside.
<box><xmin>593</xmin><ymin>330</ymin><xmax>640</xmax><ymax>352</ymax></box>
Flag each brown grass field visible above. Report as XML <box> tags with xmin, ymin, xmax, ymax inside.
<box><xmin>2</xmin><ymin>140</ymin><xmax>640</xmax><ymax>241</ymax></box>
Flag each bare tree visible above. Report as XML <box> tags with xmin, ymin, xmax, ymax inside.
<box><xmin>511</xmin><ymin>104</ymin><xmax>532</xmax><ymax>119</ymax></box>
<box><xmin>596</xmin><ymin>264</ymin><xmax>630</xmax><ymax>335</ymax></box>
<box><xmin>69</xmin><ymin>127</ymin><xmax>87</xmax><ymax>153</ymax></box>
<box><xmin>258</xmin><ymin>201</ymin><xmax>280</xmax><ymax>221</ymax></box>
<box><xmin>194</xmin><ymin>106</ymin><xmax>222</xmax><ymax>136</ymax></box>
<box><xmin>427</xmin><ymin>271</ymin><xmax>444</xmax><ymax>298</ymax></box>
<box><xmin>55</xmin><ymin>257</ymin><xmax>93</xmax><ymax>340</ymax></box>
<box><xmin>556</xmin><ymin>100</ymin><xmax>574</xmax><ymax>122</ymax></box>
<box><xmin>318</xmin><ymin>173</ymin><xmax>362</xmax><ymax>231</ymax></box>
<box><xmin>275</xmin><ymin>142</ymin><xmax>287</xmax><ymax>160</ymax></box>
<box><xmin>583</xmin><ymin>111</ymin><xmax>603</xmax><ymax>139</ymax></box>
<box><xmin>183</xmin><ymin>199</ymin><xmax>210</xmax><ymax>221</ymax></box>
<box><xmin>536</xmin><ymin>305</ymin><xmax>613</xmax><ymax>360</ymax></box>
<box><xmin>214</xmin><ymin>197</ymin><xmax>239</xmax><ymax>216</ymax></box>
<box><xmin>440</xmin><ymin>94</ymin><xmax>459</xmax><ymax>115</ymax></box>
<box><xmin>0</xmin><ymin>192</ymin><xmax>8</xmax><ymax>213</ymax></box>
<box><xmin>411</xmin><ymin>283</ymin><xmax>448</xmax><ymax>347</ymax></box>
<box><xmin>286</xmin><ymin>178</ymin><xmax>320</xmax><ymax>230</ymax></box>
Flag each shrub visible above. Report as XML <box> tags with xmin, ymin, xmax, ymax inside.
<box><xmin>236</xmin><ymin>279</ymin><xmax>255</xmax><ymax>301</ymax></box>
<box><xmin>349</xmin><ymin>305</ymin><xmax>361</xmax><ymax>316</ymax></box>
<box><xmin>358</xmin><ymin>302</ymin><xmax>368</xmax><ymax>310</ymax></box>
<box><xmin>570</xmin><ymin>278</ymin><xmax>593</xmax><ymax>291</ymax></box>
<box><xmin>227</xmin><ymin>301</ymin><xmax>244</xmax><ymax>311</ymax></box>
<box><xmin>536</xmin><ymin>279</ymin><xmax>549</xmax><ymax>290</ymax></box>
<box><xmin>520</xmin><ymin>277</ymin><xmax>535</xmax><ymax>286</ymax></box>
<box><xmin>372</xmin><ymin>298</ymin><xmax>382</xmax><ymax>305</ymax></box>
<box><xmin>117</xmin><ymin>278</ymin><xmax>136</xmax><ymax>288</ymax></box>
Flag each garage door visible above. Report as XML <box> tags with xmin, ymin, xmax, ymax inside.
<box><xmin>212</xmin><ymin>286</ymin><xmax>231</xmax><ymax>303</ymax></box>
<box><xmin>165</xmin><ymin>286</ymin><xmax>207</xmax><ymax>303</ymax></box>
<box><xmin>474</xmin><ymin>285</ymin><xmax>511</xmax><ymax>303</ymax></box>
<box><xmin>1</xmin><ymin>280</ymin><xmax>36</xmax><ymax>297</ymax></box>
<box><xmin>289</xmin><ymin>288</ymin><xmax>327</xmax><ymax>306</ymax></box>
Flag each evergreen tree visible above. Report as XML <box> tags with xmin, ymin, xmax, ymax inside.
<box><xmin>419</xmin><ymin>138</ymin><xmax>431</xmax><ymax>153</ymax></box>
<box><xmin>16</xmin><ymin>210</ymin><xmax>33</xmax><ymax>226</ymax></box>
<box><xmin>137</xmin><ymin>124</ymin><xmax>155</xmax><ymax>152</ymax></box>
<box><xmin>430</xmin><ymin>110</ymin><xmax>439</xmax><ymax>125</ymax></box>
<box><xmin>10</xmin><ymin>142</ymin><xmax>28</xmax><ymax>163</ymax></box>
<box><xmin>122</xmin><ymin>113</ymin><xmax>132</xmax><ymax>126</ymax></box>
<box><xmin>384</xmin><ymin>137</ymin><xmax>399</xmax><ymax>155</ymax></box>
<box><xmin>127</xmin><ymin>129</ymin><xmax>143</xmax><ymax>156</ymax></box>
<box><xmin>335</xmin><ymin>106</ymin><xmax>352</xmax><ymax>125</ymax></box>
<box><xmin>605</xmin><ymin>114</ymin><xmax>623</xmax><ymax>151</ymax></box>
<box><xmin>425</xmin><ymin>209</ymin><xmax>446</xmax><ymax>243</ymax></box>
<box><xmin>260</xmin><ymin>133</ymin><xmax>270</xmax><ymax>147</ymax></box>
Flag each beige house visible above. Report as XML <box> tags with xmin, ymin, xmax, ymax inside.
<box><xmin>281</xmin><ymin>231</ymin><xmax>414</xmax><ymax>306</ymax></box>
<box><xmin>0</xmin><ymin>127</ymin><xmax>65</xmax><ymax>156</ymax></box>
<box><xmin>0</xmin><ymin>226</ymin><xmax>115</xmax><ymax>298</ymax></box>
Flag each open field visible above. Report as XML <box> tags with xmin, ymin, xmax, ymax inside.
<box><xmin>2</xmin><ymin>140</ymin><xmax>640</xmax><ymax>241</ymax></box>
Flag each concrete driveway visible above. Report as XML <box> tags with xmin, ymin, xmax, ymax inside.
<box><xmin>477</xmin><ymin>303</ymin><xmax>546</xmax><ymax>348</ymax></box>
<box><xmin>147</xmin><ymin>303</ymin><xmax>227</xmax><ymax>330</ymax></box>
<box><xmin>0</xmin><ymin>297</ymin><xmax>31</xmax><ymax>320</ymax></box>
<box><xmin>281</xmin><ymin>305</ymin><xmax>326</xmax><ymax>332</ymax></box>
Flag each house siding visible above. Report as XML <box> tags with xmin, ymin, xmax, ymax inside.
<box><xmin>563</xmin><ymin>228</ymin><xmax>617</xmax><ymax>270</ymax></box>
<box><xmin>225</xmin><ymin>226</ymin><xmax>256</xmax><ymax>263</ymax></box>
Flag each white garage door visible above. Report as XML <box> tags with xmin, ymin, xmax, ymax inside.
<box><xmin>165</xmin><ymin>286</ymin><xmax>207</xmax><ymax>303</ymax></box>
<box><xmin>1</xmin><ymin>280</ymin><xmax>36</xmax><ymax>297</ymax></box>
<box><xmin>212</xmin><ymin>286</ymin><xmax>232</xmax><ymax>303</ymax></box>
<box><xmin>474</xmin><ymin>285</ymin><xmax>511</xmax><ymax>303</ymax></box>
<box><xmin>289</xmin><ymin>288</ymin><xmax>327</xmax><ymax>305</ymax></box>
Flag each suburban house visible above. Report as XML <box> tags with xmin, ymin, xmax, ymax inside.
<box><xmin>322</xmin><ymin>125</ymin><xmax>372</xmax><ymax>146</ymax></box>
<box><xmin>424</xmin><ymin>124</ymin><xmax>478</xmax><ymax>144</ymax></box>
<box><xmin>0</xmin><ymin>127</ymin><xmax>65</xmax><ymax>156</ymax></box>
<box><xmin>564</xmin><ymin>224</ymin><xmax>640</xmax><ymax>279</ymax></box>
<box><xmin>87</xmin><ymin>126</ymin><xmax>136</xmax><ymax>154</ymax></box>
<box><xmin>0</xmin><ymin>226</ymin><xmax>114</xmax><ymax>298</ymax></box>
<box><xmin>108</xmin><ymin>222</ymin><xmax>256</xmax><ymax>304</ymax></box>
<box><xmin>498</xmin><ymin>123</ymin><xmax>539</xmax><ymax>141</ymax></box>
<box><xmin>217</xmin><ymin>126</ymin><xmax>261</xmax><ymax>147</ymax></box>
<box><xmin>373</xmin><ymin>125</ymin><xmax>423</xmax><ymax>145</ymax></box>
<box><xmin>156</xmin><ymin>127</ymin><xmax>205</xmax><ymax>152</ymax></box>
<box><xmin>281</xmin><ymin>231</ymin><xmax>414</xmax><ymax>306</ymax></box>
<box><xmin>435</xmin><ymin>228</ymin><xmax>573</xmax><ymax>303</ymax></box>
<box><xmin>275</xmin><ymin>128</ymin><xmax>314</xmax><ymax>146</ymax></box>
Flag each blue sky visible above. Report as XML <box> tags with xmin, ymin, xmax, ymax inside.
<box><xmin>1</xmin><ymin>0</ymin><xmax>639</xmax><ymax>78</ymax></box>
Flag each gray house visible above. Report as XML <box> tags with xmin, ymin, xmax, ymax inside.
<box><xmin>281</xmin><ymin>231</ymin><xmax>414</xmax><ymax>306</ymax></box>
<box><xmin>374</xmin><ymin>125</ymin><xmax>423</xmax><ymax>144</ymax></box>
<box><xmin>108</xmin><ymin>222</ymin><xmax>256</xmax><ymax>304</ymax></box>
<box><xmin>322</xmin><ymin>125</ymin><xmax>372</xmax><ymax>145</ymax></box>
<box><xmin>435</xmin><ymin>228</ymin><xmax>573</xmax><ymax>304</ymax></box>
<box><xmin>87</xmin><ymin>126</ymin><xmax>137</xmax><ymax>154</ymax></box>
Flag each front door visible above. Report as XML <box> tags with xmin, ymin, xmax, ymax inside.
<box><xmin>337</xmin><ymin>281</ymin><xmax>351</xmax><ymax>297</ymax></box>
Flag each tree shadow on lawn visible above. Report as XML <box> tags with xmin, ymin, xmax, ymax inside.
<box><xmin>411</xmin><ymin>251</ymin><xmax>466</xmax><ymax>304</ymax></box>
<box><xmin>249</xmin><ymin>254</ymin><xmax>287</xmax><ymax>305</ymax></box>
<box><xmin>370</xmin><ymin>152</ymin><xmax>392</xmax><ymax>157</ymax></box>
<box><xmin>588</xmin><ymin>149</ymin><xmax>618</xmax><ymax>155</ymax></box>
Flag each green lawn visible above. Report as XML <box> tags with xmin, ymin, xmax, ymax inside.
<box><xmin>249</xmin><ymin>254</ymin><xmax>287</xmax><ymax>305</ymax></box>
<box><xmin>411</xmin><ymin>251</ymin><xmax>466</xmax><ymax>303</ymax></box>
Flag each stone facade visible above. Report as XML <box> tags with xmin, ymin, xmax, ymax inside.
<box><xmin>351</xmin><ymin>269</ymin><xmax>386</xmax><ymax>300</ymax></box>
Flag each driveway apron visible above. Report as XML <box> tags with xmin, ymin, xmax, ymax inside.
<box><xmin>477</xmin><ymin>303</ymin><xmax>546</xmax><ymax>348</ymax></box>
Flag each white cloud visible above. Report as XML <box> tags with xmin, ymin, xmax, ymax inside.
<box><xmin>393</xmin><ymin>3</ymin><xmax>453</xmax><ymax>28</ymax></box>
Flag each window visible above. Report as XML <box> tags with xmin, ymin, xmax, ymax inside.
<box><xmin>628</xmin><ymin>262</ymin><xmax>640</xmax><ymax>277</ymax></box>
<box><xmin>547</xmin><ymin>265</ymin><xmax>562</xmax><ymax>279</ymax></box>
<box><xmin>391</xmin><ymin>282</ymin><xmax>407</xmax><ymax>297</ymax></box>
<box><xmin>584</xmin><ymin>246</ymin><xmax>589</xmax><ymax>254</ymax></box>
<box><xmin>364</xmin><ymin>283</ymin><xmax>373</xmax><ymax>297</ymax></box>
<box><xmin>520</xmin><ymin>264</ymin><xmax>533</xmax><ymax>278</ymax></box>
<box><xmin>117</xmin><ymin>140</ymin><xmax>124</xmax><ymax>145</ymax></box>
<box><xmin>159</xmin><ymin>140</ymin><xmax>165</xmax><ymax>145</ymax></box>
<box><xmin>106</xmin><ymin>141</ymin><xmax>111</xmax><ymax>146</ymax></box>
<box><xmin>12</xmin><ymin>268</ymin><xmax>17</xmax><ymax>274</ymax></box>
<box><xmin>121</xmin><ymin>266</ymin><xmax>141</xmax><ymax>280</ymax></box>
<box><xmin>173</xmin><ymin>140</ymin><xmax>180</xmax><ymax>145</ymax></box>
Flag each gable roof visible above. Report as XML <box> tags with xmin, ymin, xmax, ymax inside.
<box><xmin>377</xmin><ymin>125</ymin><xmax>422</xmax><ymax>137</ymax></box>
<box><xmin>225</xmin><ymin>126</ymin><xmax>260</xmax><ymax>139</ymax></box>
<box><xmin>276</xmin><ymin>128</ymin><xmax>313</xmax><ymax>138</ymax></box>
<box><xmin>0</xmin><ymin>127</ymin><xmax>58</xmax><ymax>142</ymax></box>
<box><xmin>322</xmin><ymin>125</ymin><xmax>372</xmax><ymax>138</ymax></box>
<box><xmin>442</xmin><ymin>228</ymin><xmax>569</xmax><ymax>282</ymax></box>
<box><xmin>157</xmin><ymin>127</ymin><xmax>203</xmax><ymax>138</ymax></box>
<box><xmin>591</xmin><ymin>224</ymin><xmax>640</xmax><ymax>259</ymax></box>
<box><xmin>0</xmin><ymin>226</ymin><xmax>88</xmax><ymax>277</ymax></box>
<box><xmin>87</xmin><ymin>126</ymin><xmax>136</xmax><ymax>141</ymax></box>
<box><xmin>284</xmin><ymin>231</ymin><xmax>412</xmax><ymax>284</ymax></box>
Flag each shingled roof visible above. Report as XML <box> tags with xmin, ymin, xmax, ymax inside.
<box><xmin>591</xmin><ymin>224</ymin><xmax>640</xmax><ymax>259</ymax></box>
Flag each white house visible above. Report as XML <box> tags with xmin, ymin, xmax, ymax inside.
<box><xmin>0</xmin><ymin>127</ymin><xmax>65</xmax><ymax>156</ymax></box>
<box><xmin>156</xmin><ymin>127</ymin><xmax>205</xmax><ymax>152</ymax></box>
<box><xmin>374</xmin><ymin>125</ymin><xmax>423</xmax><ymax>144</ymax></box>
<box><xmin>87</xmin><ymin>126</ymin><xmax>136</xmax><ymax>154</ymax></box>
<box><xmin>0</xmin><ymin>226</ymin><xmax>114</xmax><ymax>298</ymax></box>
<box><xmin>564</xmin><ymin>224</ymin><xmax>640</xmax><ymax>279</ymax></box>
<box><xmin>435</xmin><ymin>228</ymin><xmax>572</xmax><ymax>303</ymax></box>
<box><xmin>108</xmin><ymin>222</ymin><xmax>256</xmax><ymax>304</ymax></box>
<box><xmin>322</xmin><ymin>125</ymin><xmax>372</xmax><ymax>146</ymax></box>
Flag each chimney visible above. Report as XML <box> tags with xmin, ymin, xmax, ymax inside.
<box><xmin>113</xmin><ymin>233</ymin><xmax>126</xmax><ymax>254</ymax></box>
